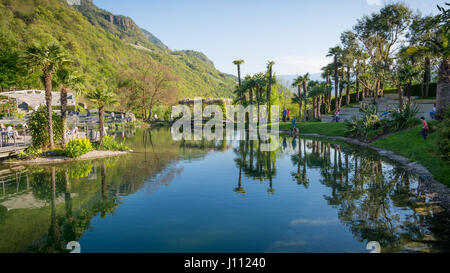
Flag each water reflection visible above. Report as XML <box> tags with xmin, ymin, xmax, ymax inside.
<box><xmin>232</xmin><ymin>135</ymin><xmax>450</xmax><ymax>253</ymax></box>
<box><xmin>0</xmin><ymin>128</ymin><xmax>449</xmax><ymax>253</ymax></box>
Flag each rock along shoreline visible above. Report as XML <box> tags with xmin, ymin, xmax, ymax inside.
<box><xmin>276</xmin><ymin>130</ymin><xmax>450</xmax><ymax>213</ymax></box>
<box><xmin>5</xmin><ymin>150</ymin><xmax>132</xmax><ymax>165</ymax></box>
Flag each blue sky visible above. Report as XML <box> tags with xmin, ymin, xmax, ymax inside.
<box><xmin>94</xmin><ymin>0</ymin><xmax>443</xmax><ymax>76</ymax></box>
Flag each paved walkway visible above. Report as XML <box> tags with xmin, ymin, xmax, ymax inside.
<box><xmin>321</xmin><ymin>94</ymin><xmax>436</xmax><ymax>122</ymax></box>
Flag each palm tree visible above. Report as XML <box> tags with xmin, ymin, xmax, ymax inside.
<box><xmin>86</xmin><ymin>88</ymin><xmax>118</xmax><ymax>146</ymax></box>
<box><xmin>253</xmin><ymin>73</ymin><xmax>266</xmax><ymax>124</ymax></box>
<box><xmin>233</xmin><ymin>60</ymin><xmax>245</xmax><ymax>88</ymax></box>
<box><xmin>321</xmin><ymin>64</ymin><xmax>334</xmax><ymax>113</ymax></box>
<box><xmin>266</xmin><ymin>61</ymin><xmax>275</xmax><ymax>122</ymax></box>
<box><xmin>327</xmin><ymin>46</ymin><xmax>342</xmax><ymax>111</ymax></box>
<box><xmin>24</xmin><ymin>44</ymin><xmax>69</xmax><ymax>149</ymax></box>
<box><xmin>56</xmin><ymin>68</ymin><xmax>83</xmax><ymax>147</ymax></box>
<box><xmin>292</xmin><ymin>76</ymin><xmax>303</xmax><ymax>121</ymax></box>
<box><xmin>301</xmin><ymin>73</ymin><xmax>310</xmax><ymax>121</ymax></box>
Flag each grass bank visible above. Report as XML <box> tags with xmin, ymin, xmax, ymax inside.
<box><xmin>269</xmin><ymin>121</ymin><xmax>347</xmax><ymax>137</ymax></box>
<box><xmin>372</xmin><ymin>124</ymin><xmax>449</xmax><ymax>186</ymax></box>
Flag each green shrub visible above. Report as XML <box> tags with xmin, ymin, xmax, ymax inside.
<box><xmin>17</xmin><ymin>146</ymin><xmax>43</xmax><ymax>160</ymax></box>
<box><xmin>65</xmin><ymin>138</ymin><xmax>93</xmax><ymax>158</ymax></box>
<box><xmin>28</xmin><ymin>106</ymin><xmax>63</xmax><ymax>148</ymax></box>
<box><xmin>390</xmin><ymin>101</ymin><xmax>420</xmax><ymax>130</ymax></box>
<box><xmin>345</xmin><ymin>105</ymin><xmax>386</xmax><ymax>141</ymax></box>
<box><xmin>99</xmin><ymin>135</ymin><xmax>130</xmax><ymax>151</ymax></box>
<box><xmin>436</xmin><ymin>106</ymin><xmax>450</xmax><ymax>161</ymax></box>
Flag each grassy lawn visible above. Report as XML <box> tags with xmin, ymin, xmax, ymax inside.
<box><xmin>372</xmin><ymin>125</ymin><xmax>450</xmax><ymax>187</ymax></box>
<box><xmin>268</xmin><ymin>121</ymin><xmax>347</xmax><ymax>137</ymax></box>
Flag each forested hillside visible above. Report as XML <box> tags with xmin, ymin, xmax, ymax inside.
<box><xmin>0</xmin><ymin>0</ymin><xmax>236</xmax><ymax>101</ymax></box>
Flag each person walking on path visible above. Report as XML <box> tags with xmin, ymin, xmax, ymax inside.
<box><xmin>334</xmin><ymin>110</ymin><xmax>340</xmax><ymax>122</ymax></box>
<box><xmin>430</xmin><ymin>104</ymin><xmax>436</xmax><ymax>120</ymax></box>
<box><xmin>420</xmin><ymin>117</ymin><xmax>429</xmax><ymax>140</ymax></box>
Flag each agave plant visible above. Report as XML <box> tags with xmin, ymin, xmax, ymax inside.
<box><xmin>390</xmin><ymin>101</ymin><xmax>420</xmax><ymax>129</ymax></box>
<box><xmin>345</xmin><ymin>105</ymin><xmax>384</xmax><ymax>140</ymax></box>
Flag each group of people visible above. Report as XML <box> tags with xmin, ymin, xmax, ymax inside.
<box><xmin>109</xmin><ymin>112</ymin><xmax>127</xmax><ymax>123</ymax></box>
<box><xmin>282</xmin><ymin>108</ymin><xmax>291</xmax><ymax>122</ymax></box>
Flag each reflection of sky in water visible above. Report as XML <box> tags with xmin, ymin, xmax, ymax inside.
<box><xmin>77</xmin><ymin>135</ymin><xmax>446</xmax><ymax>253</ymax></box>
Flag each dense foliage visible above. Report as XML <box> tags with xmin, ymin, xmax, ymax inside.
<box><xmin>345</xmin><ymin>102</ymin><xmax>420</xmax><ymax>141</ymax></box>
<box><xmin>436</xmin><ymin>106</ymin><xmax>450</xmax><ymax>161</ymax></box>
<box><xmin>96</xmin><ymin>135</ymin><xmax>130</xmax><ymax>151</ymax></box>
<box><xmin>28</xmin><ymin>106</ymin><xmax>63</xmax><ymax>148</ymax></box>
<box><xmin>64</xmin><ymin>138</ymin><xmax>93</xmax><ymax>158</ymax></box>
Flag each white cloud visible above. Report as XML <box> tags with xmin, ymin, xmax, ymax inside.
<box><xmin>273</xmin><ymin>55</ymin><xmax>328</xmax><ymax>75</ymax></box>
<box><xmin>366</xmin><ymin>0</ymin><xmax>382</xmax><ymax>6</ymax></box>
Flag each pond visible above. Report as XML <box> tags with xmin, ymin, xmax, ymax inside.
<box><xmin>0</xmin><ymin>128</ymin><xmax>449</xmax><ymax>253</ymax></box>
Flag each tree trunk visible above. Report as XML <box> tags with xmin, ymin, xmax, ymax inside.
<box><xmin>142</xmin><ymin>88</ymin><xmax>146</xmax><ymax>121</ymax></box>
<box><xmin>346</xmin><ymin>66</ymin><xmax>350</xmax><ymax>105</ymax></box>
<box><xmin>303</xmin><ymin>82</ymin><xmax>308</xmax><ymax>121</ymax></box>
<box><xmin>397</xmin><ymin>84</ymin><xmax>403</xmax><ymax>108</ymax></box>
<box><xmin>356</xmin><ymin>66</ymin><xmax>360</xmax><ymax>102</ymax></box>
<box><xmin>267</xmin><ymin>66</ymin><xmax>273</xmax><ymax>123</ymax></box>
<box><xmin>425</xmin><ymin>57</ymin><xmax>431</xmax><ymax>97</ymax></box>
<box><xmin>298</xmin><ymin>86</ymin><xmax>302</xmax><ymax>121</ymax></box>
<box><xmin>44</xmin><ymin>71</ymin><xmax>54</xmax><ymax>149</ymax></box>
<box><xmin>421</xmin><ymin>81</ymin><xmax>425</xmax><ymax>98</ymax></box>
<box><xmin>327</xmin><ymin>72</ymin><xmax>331</xmax><ymax>113</ymax></box>
<box><xmin>318</xmin><ymin>96</ymin><xmax>322</xmax><ymax>118</ymax></box>
<box><xmin>312</xmin><ymin>97</ymin><xmax>316</xmax><ymax>120</ymax></box>
<box><xmin>338</xmin><ymin>73</ymin><xmax>343</xmax><ymax>110</ymax></box>
<box><xmin>99</xmin><ymin>105</ymin><xmax>105</xmax><ymax>146</ymax></box>
<box><xmin>436</xmin><ymin>57</ymin><xmax>450</xmax><ymax>119</ymax></box>
<box><xmin>407</xmin><ymin>81</ymin><xmax>412</xmax><ymax>101</ymax></box>
<box><xmin>61</xmin><ymin>87</ymin><xmax>68</xmax><ymax>146</ymax></box>
<box><xmin>237</xmin><ymin>64</ymin><xmax>241</xmax><ymax>88</ymax></box>
<box><xmin>334</xmin><ymin>56</ymin><xmax>339</xmax><ymax>111</ymax></box>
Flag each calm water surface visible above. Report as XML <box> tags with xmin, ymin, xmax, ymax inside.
<box><xmin>0</xmin><ymin>128</ymin><xmax>449</xmax><ymax>253</ymax></box>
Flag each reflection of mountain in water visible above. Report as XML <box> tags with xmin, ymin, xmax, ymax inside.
<box><xmin>0</xmin><ymin>128</ymin><xmax>206</xmax><ymax>252</ymax></box>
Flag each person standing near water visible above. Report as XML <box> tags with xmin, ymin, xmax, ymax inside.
<box><xmin>287</xmin><ymin>109</ymin><xmax>291</xmax><ymax>121</ymax></box>
<box><xmin>292</xmin><ymin>117</ymin><xmax>298</xmax><ymax>134</ymax></box>
<box><xmin>420</xmin><ymin>117</ymin><xmax>429</xmax><ymax>139</ymax></box>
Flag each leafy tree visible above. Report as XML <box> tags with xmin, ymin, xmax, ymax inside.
<box><xmin>410</xmin><ymin>4</ymin><xmax>449</xmax><ymax>119</ymax></box>
<box><xmin>28</xmin><ymin>106</ymin><xmax>63</xmax><ymax>149</ymax></box>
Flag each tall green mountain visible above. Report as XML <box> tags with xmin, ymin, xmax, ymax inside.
<box><xmin>0</xmin><ymin>0</ymin><xmax>236</xmax><ymax>99</ymax></box>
